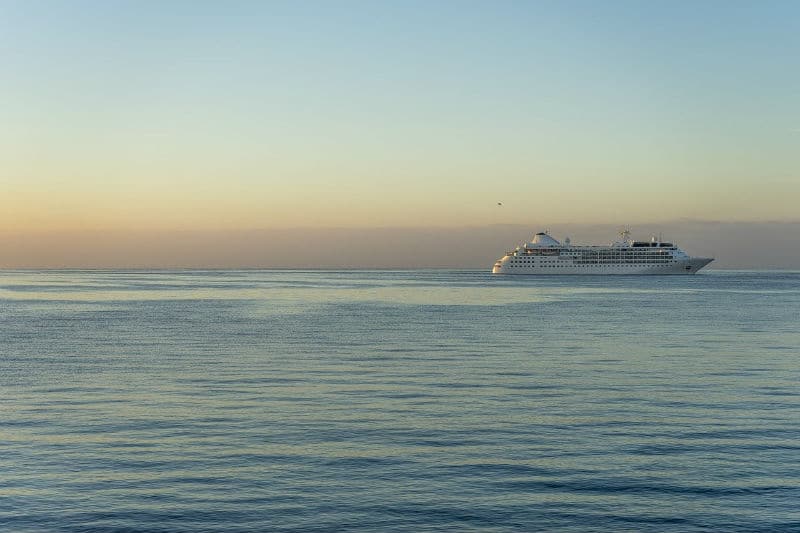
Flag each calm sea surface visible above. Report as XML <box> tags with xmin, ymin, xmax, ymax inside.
<box><xmin>1</xmin><ymin>270</ymin><xmax>799</xmax><ymax>532</ymax></box>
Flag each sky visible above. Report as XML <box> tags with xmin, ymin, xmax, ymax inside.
<box><xmin>1</xmin><ymin>1</ymin><xmax>799</xmax><ymax>266</ymax></box>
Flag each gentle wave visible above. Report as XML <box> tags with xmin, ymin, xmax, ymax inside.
<box><xmin>1</xmin><ymin>270</ymin><xmax>799</xmax><ymax>532</ymax></box>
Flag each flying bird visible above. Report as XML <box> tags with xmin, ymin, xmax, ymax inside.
<box><xmin>497</xmin><ymin>202</ymin><xmax>503</xmax><ymax>206</ymax></box>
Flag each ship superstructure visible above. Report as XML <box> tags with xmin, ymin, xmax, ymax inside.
<box><xmin>492</xmin><ymin>230</ymin><xmax>713</xmax><ymax>275</ymax></box>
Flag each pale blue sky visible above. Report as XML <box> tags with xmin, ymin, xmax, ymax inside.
<box><xmin>1</xmin><ymin>1</ymin><xmax>798</xmax><ymax>233</ymax></box>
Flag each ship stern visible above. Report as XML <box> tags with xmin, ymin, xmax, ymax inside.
<box><xmin>492</xmin><ymin>255</ymin><xmax>510</xmax><ymax>274</ymax></box>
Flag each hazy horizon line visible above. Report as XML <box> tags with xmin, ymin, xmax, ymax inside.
<box><xmin>3</xmin><ymin>219</ymin><xmax>800</xmax><ymax>269</ymax></box>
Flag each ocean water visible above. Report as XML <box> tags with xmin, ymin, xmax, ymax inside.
<box><xmin>1</xmin><ymin>269</ymin><xmax>799</xmax><ymax>532</ymax></box>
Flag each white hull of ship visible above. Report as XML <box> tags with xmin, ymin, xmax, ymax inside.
<box><xmin>492</xmin><ymin>257</ymin><xmax>713</xmax><ymax>275</ymax></box>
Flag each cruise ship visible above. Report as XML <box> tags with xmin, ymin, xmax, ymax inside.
<box><xmin>492</xmin><ymin>230</ymin><xmax>713</xmax><ymax>275</ymax></box>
